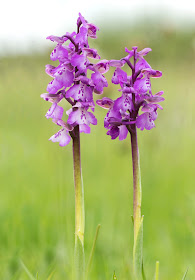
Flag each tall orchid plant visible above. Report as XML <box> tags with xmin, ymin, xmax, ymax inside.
<box><xmin>41</xmin><ymin>13</ymin><xmax>108</xmax><ymax>280</ymax></box>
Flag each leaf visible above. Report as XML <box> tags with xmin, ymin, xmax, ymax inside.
<box><xmin>20</xmin><ymin>260</ymin><xmax>36</xmax><ymax>280</ymax></box>
<box><xmin>47</xmin><ymin>270</ymin><xmax>55</xmax><ymax>280</ymax></box>
<box><xmin>113</xmin><ymin>271</ymin><xmax>117</xmax><ymax>280</ymax></box>
<box><xmin>131</xmin><ymin>215</ymin><xmax>134</xmax><ymax>225</ymax></box>
<box><xmin>142</xmin><ymin>261</ymin><xmax>146</xmax><ymax>280</ymax></box>
<box><xmin>134</xmin><ymin>215</ymin><xmax>144</xmax><ymax>280</ymax></box>
<box><xmin>181</xmin><ymin>268</ymin><xmax>188</xmax><ymax>280</ymax></box>
<box><xmin>155</xmin><ymin>261</ymin><xmax>159</xmax><ymax>280</ymax></box>
<box><xmin>75</xmin><ymin>235</ymin><xmax>85</xmax><ymax>280</ymax></box>
<box><xmin>86</xmin><ymin>224</ymin><xmax>101</xmax><ymax>279</ymax></box>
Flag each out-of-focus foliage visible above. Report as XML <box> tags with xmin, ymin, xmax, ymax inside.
<box><xmin>0</xmin><ymin>24</ymin><xmax>195</xmax><ymax>280</ymax></box>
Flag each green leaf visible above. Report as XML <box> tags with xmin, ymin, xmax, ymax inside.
<box><xmin>47</xmin><ymin>270</ymin><xmax>55</xmax><ymax>280</ymax></box>
<box><xmin>142</xmin><ymin>261</ymin><xmax>146</xmax><ymax>280</ymax></box>
<box><xmin>113</xmin><ymin>271</ymin><xmax>117</xmax><ymax>280</ymax></box>
<box><xmin>134</xmin><ymin>215</ymin><xmax>144</xmax><ymax>280</ymax></box>
<box><xmin>155</xmin><ymin>261</ymin><xmax>159</xmax><ymax>280</ymax></box>
<box><xmin>20</xmin><ymin>260</ymin><xmax>36</xmax><ymax>280</ymax></box>
<box><xmin>86</xmin><ymin>224</ymin><xmax>101</xmax><ymax>279</ymax></box>
<box><xmin>181</xmin><ymin>268</ymin><xmax>188</xmax><ymax>280</ymax></box>
<box><xmin>75</xmin><ymin>235</ymin><xmax>85</xmax><ymax>280</ymax></box>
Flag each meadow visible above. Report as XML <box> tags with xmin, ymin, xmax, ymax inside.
<box><xmin>1</xmin><ymin>24</ymin><xmax>195</xmax><ymax>279</ymax></box>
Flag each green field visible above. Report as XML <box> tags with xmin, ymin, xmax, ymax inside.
<box><xmin>1</xmin><ymin>25</ymin><xmax>195</xmax><ymax>279</ymax></box>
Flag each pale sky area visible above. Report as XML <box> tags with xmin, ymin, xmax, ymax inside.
<box><xmin>1</xmin><ymin>0</ymin><xmax>195</xmax><ymax>55</ymax></box>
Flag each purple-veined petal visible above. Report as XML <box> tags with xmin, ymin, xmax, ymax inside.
<box><xmin>47</xmin><ymin>79</ymin><xmax>63</xmax><ymax>94</ymax></box>
<box><xmin>109</xmin><ymin>60</ymin><xmax>125</xmax><ymax>67</ymax></box>
<box><xmin>113</xmin><ymin>94</ymin><xmax>134</xmax><ymax>113</ymax></box>
<box><xmin>55</xmin><ymin>69</ymin><xmax>74</xmax><ymax>88</ymax></box>
<box><xmin>71</xmin><ymin>53</ymin><xmax>87</xmax><ymax>71</ymax></box>
<box><xmin>50</xmin><ymin>45</ymin><xmax>68</xmax><ymax>62</ymax></box>
<box><xmin>138</xmin><ymin>48</ymin><xmax>152</xmax><ymax>57</ymax></box>
<box><xmin>136</xmin><ymin>110</ymin><xmax>158</xmax><ymax>131</ymax></box>
<box><xmin>142</xmin><ymin>68</ymin><xmax>162</xmax><ymax>78</ymax></box>
<box><xmin>83</xmin><ymin>48</ymin><xmax>100</xmax><ymax>59</ymax></box>
<box><xmin>96</xmin><ymin>97</ymin><xmax>114</xmax><ymax>109</ymax></box>
<box><xmin>66</xmin><ymin>84</ymin><xmax>93</xmax><ymax>102</ymax></box>
<box><xmin>91</xmin><ymin>72</ymin><xmax>108</xmax><ymax>94</ymax></box>
<box><xmin>46</xmin><ymin>35</ymin><xmax>65</xmax><ymax>44</ymax></box>
<box><xmin>93</xmin><ymin>60</ymin><xmax>109</xmax><ymax>74</ymax></box>
<box><xmin>40</xmin><ymin>92</ymin><xmax>64</xmax><ymax>103</ymax></box>
<box><xmin>79</xmin><ymin>124</ymin><xmax>91</xmax><ymax>134</ymax></box>
<box><xmin>107</xmin><ymin>125</ymin><xmax>119</xmax><ymax>140</ymax></box>
<box><xmin>49</xmin><ymin>128</ymin><xmax>71</xmax><ymax>147</ymax></box>
<box><xmin>112</xmin><ymin>68</ymin><xmax>127</xmax><ymax>84</ymax></box>
<box><xmin>119</xmin><ymin>125</ymin><xmax>128</xmax><ymax>141</ymax></box>
<box><xmin>45</xmin><ymin>103</ymin><xmax>64</xmax><ymax>120</ymax></box>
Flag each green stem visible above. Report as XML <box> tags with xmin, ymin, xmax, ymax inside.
<box><xmin>130</xmin><ymin>127</ymin><xmax>143</xmax><ymax>278</ymax></box>
<box><xmin>72</xmin><ymin>126</ymin><xmax>85</xmax><ymax>280</ymax></box>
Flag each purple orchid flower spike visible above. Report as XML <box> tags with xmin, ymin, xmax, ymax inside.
<box><xmin>97</xmin><ymin>46</ymin><xmax>164</xmax><ymax>278</ymax></box>
<box><xmin>97</xmin><ymin>46</ymin><xmax>163</xmax><ymax>138</ymax></box>
<box><xmin>42</xmin><ymin>13</ymin><xmax>109</xmax><ymax>147</ymax></box>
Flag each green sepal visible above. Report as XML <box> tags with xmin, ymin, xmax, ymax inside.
<box><xmin>75</xmin><ymin>235</ymin><xmax>85</xmax><ymax>280</ymax></box>
<box><xmin>181</xmin><ymin>268</ymin><xmax>188</xmax><ymax>280</ymax></box>
<box><xmin>134</xmin><ymin>215</ymin><xmax>144</xmax><ymax>280</ymax></box>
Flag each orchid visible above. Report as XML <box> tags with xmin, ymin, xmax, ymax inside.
<box><xmin>97</xmin><ymin>47</ymin><xmax>164</xmax><ymax>279</ymax></box>
<box><xmin>41</xmin><ymin>13</ymin><xmax>108</xmax><ymax>280</ymax></box>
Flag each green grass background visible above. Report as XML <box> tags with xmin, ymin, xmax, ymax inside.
<box><xmin>0</xmin><ymin>24</ymin><xmax>195</xmax><ymax>279</ymax></box>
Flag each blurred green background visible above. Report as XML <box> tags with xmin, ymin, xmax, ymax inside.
<box><xmin>1</xmin><ymin>23</ymin><xmax>195</xmax><ymax>280</ymax></box>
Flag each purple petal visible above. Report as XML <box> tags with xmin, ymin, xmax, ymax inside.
<box><xmin>45</xmin><ymin>103</ymin><xmax>64</xmax><ymax>120</ymax></box>
<box><xmin>46</xmin><ymin>35</ymin><xmax>65</xmax><ymax>44</ymax></box>
<box><xmin>109</xmin><ymin>60</ymin><xmax>125</xmax><ymax>67</ymax></box>
<box><xmin>93</xmin><ymin>60</ymin><xmax>109</xmax><ymax>74</ymax></box>
<box><xmin>119</xmin><ymin>125</ymin><xmax>128</xmax><ymax>141</ymax></box>
<box><xmin>83</xmin><ymin>48</ymin><xmax>100</xmax><ymax>59</ymax></box>
<box><xmin>136</xmin><ymin>111</ymin><xmax>158</xmax><ymax>130</ymax></box>
<box><xmin>40</xmin><ymin>92</ymin><xmax>63</xmax><ymax>103</ymax></box>
<box><xmin>71</xmin><ymin>53</ymin><xmax>87</xmax><ymax>71</ymax></box>
<box><xmin>112</xmin><ymin>68</ymin><xmax>127</xmax><ymax>84</ymax></box>
<box><xmin>96</xmin><ymin>97</ymin><xmax>114</xmax><ymax>109</ymax></box>
<box><xmin>138</xmin><ymin>48</ymin><xmax>152</xmax><ymax>57</ymax></box>
<box><xmin>55</xmin><ymin>69</ymin><xmax>74</xmax><ymax>88</ymax></box>
<box><xmin>79</xmin><ymin>124</ymin><xmax>91</xmax><ymax>134</ymax></box>
<box><xmin>49</xmin><ymin>128</ymin><xmax>71</xmax><ymax>147</ymax></box>
<box><xmin>47</xmin><ymin>79</ymin><xmax>63</xmax><ymax>94</ymax></box>
<box><xmin>50</xmin><ymin>45</ymin><xmax>68</xmax><ymax>62</ymax></box>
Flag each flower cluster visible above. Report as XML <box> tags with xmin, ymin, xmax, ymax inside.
<box><xmin>41</xmin><ymin>13</ymin><xmax>109</xmax><ymax>146</ymax></box>
<box><xmin>97</xmin><ymin>47</ymin><xmax>164</xmax><ymax>140</ymax></box>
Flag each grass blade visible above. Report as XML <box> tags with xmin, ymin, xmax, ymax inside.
<box><xmin>181</xmin><ymin>268</ymin><xmax>188</xmax><ymax>280</ymax></box>
<box><xmin>20</xmin><ymin>260</ymin><xmax>36</xmax><ymax>280</ymax></box>
<box><xmin>86</xmin><ymin>224</ymin><xmax>101</xmax><ymax>279</ymax></box>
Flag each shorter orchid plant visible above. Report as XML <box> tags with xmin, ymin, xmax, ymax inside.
<box><xmin>97</xmin><ymin>47</ymin><xmax>164</xmax><ymax>279</ymax></box>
